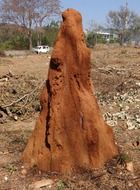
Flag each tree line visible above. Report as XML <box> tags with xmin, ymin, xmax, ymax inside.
<box><xmin>0</xmin><ymin>0</ymin><xmax>61</xmax><ymax>50</ymax></box>
<box><xmin>0</xmin><ymin>1</ymin><xmax>140</xmax><ymax>50</ymax></box>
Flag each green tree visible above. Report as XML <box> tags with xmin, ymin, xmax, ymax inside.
<box><xmin>0</xmin><ymin>0</ymin><xmax>61</xmax><ymax>49</ymax></box>
<box><xmin>0</xmin><ymin>23</ymin><xmax>28</xmax><ymax>50</ymax></box>
<box><xmin>43</xmin><ymin>21</ymin><xmax>60</xmax><ymax>46</ymax></box>
<box><xmin>31</xmin><ymin>21</ymin><xmax>59</xmax><ymax>47</ymax></box>
<box><xmin>86</xmin><ymin>32</ymin><xmax>97</xmax><ymax>47</ymax></box>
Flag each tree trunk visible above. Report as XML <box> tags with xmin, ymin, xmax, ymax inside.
<box><xmin>37</xmin><ymin>29</ymin><xmax>42</xmax><ymax>46</ymax></box>
<box><xmin>119</xmin><ymin>31</ymin><xmax>125</xmax><ymax>46</ymax></box>
<box><xmin>22</xmin><ymin>9</ymin><xmax>118</xmax><ymax>173</ymax></box>
<box><xmin>28</xmin><ymin>15</ymin><xmax>33</xmax><ymax>50</ymax></box>
<box><xmin>37</xmin><ymin>32</ymin><xmax>41</xmax><ymax>46</ymax></box>
<box><xmin>28</xmin><ymin>29</ymin><xmax>32</xmax><ymax>50</ymax></box>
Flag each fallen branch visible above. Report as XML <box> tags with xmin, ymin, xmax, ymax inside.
<box><xmin>1</xmin><ymin>80</ymin><xmax>45</xmax><ymax>109</ymax></box>
<box><xmin>112</xmin><ymin>175</ymin><xmax>140</xmax><ymax>181</ymax></box>
<box><xmin>90</xmin><ymin>172</ymin><xmax>106</xmax><ymax>179</ymax></box>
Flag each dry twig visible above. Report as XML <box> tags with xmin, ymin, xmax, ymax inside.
<box><xmin>1</xmin><ymin>80</ymin><xmax>45</xmax><ymax>109</ymax></box>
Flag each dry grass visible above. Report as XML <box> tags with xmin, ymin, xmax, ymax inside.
<box><xmin>0</xmin><ymin>45</ymin><xmax>140</xmax><ymax>190</ymax></box>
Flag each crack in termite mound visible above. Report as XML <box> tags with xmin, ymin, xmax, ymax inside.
<box><xmin>45</xmin><ymin>80</ymin><xmax>51</xmax><ymax>150</ymax></box>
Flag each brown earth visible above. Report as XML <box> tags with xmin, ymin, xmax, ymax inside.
<box><xmin>0</xmin><ymin>45</ymin><xmax>140</xmax><ymax>189</ymax></box>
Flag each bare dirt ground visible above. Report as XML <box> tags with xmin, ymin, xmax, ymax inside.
<box><xmin>0</xmin><ymin>46</ymin><xmax>140</xmax><ymax>190</ymax></box>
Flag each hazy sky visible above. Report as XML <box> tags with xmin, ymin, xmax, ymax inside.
<box><xmin>61</xmin><ymin>0</ymin><xmax>140</xmax><ymax>28</ymax></box>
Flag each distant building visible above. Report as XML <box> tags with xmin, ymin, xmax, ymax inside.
<box><xmin>94</xmin><ymin>31</ymin><xmax>119</xmax><ymax>42</ymax></box>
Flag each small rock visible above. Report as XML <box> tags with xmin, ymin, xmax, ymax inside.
<box><xmin>134</xmin><ymin>114</ymin><xmax>139</xmax><ymax>118</ymax></box>
<box><xmin>21</xmin><ymin>169</ymin><xmax>27</xmax><ymax>175</ymax></box>
<box><xmin>114</xmin><ymin>96</ymin><xmax>117</xmax><ymax>100</ymax></box>
<box><xmin>13</xmin><ymin>115</ymin><xmax>18</xmax><ymax>121</ymax></box>
<box><xmin>107</xmin><ymin>167</ymin><xmax>116</xmax><ymax>174</ymax></box>
<box><xmin>125</xmin><ymin>114</ymin><xmax>130</xmax><ymax>120</ymax></box>
<box><xmin>113</xmin><ymin>111</ymin><xmax>126</xmax><ymax>120</ymax></box>
<box><xmin>128</xmin><ymin>182</ymin><xmax>133</xmax><ymax>187</ymax></box>
<box><xmin>126</xmin><ymin>162</ymin><xmax>134</xmax><ymax>173</ymax></box>
<box><xmin>124</xmin><ymin>106</ymin><xmax>129</xmax><ymax>111</ymax></box>
<box><xmin>127</xmin><ymin>97</ymin><xmax>133</xmax><ymax>103</ymax></box>
<box><xmin>4</xmin><ymin>176</ymin><xmax>8</xmax><ymax>181</ymax></box>
<box><xmin>119</xmin><ymin>103</ymin><xmax>123</xmax><ymax>108</ymax></box>
<box><xmin>136</xmin><ymin>118</ymin><xmax>140</xmax><ymax>124</ymax></box>
<box><xmin>127</xmin><ymin>121</ymin><xmax>135</xmax><ymax>130</ymax></box>
<box><xmin>135</xmin><ymin>125</ymin><xmax>140</xmax><ymax>130</ymax></box>
<box><xmin>136</xmin><ymin>82</ymin><xmax>140</xmax><ymax>86</ymax></box>
<box><xmin>21</xmin><ymin>165</ymin><xmax>24</xmax><ymax>169</ymax></box>
<box><xmin>0</xmin><ymin>77</ymin><xmax>8</xmax><ymax>82</ymax></box>
<box><xmin>106</xmin><ymin>120</ymin><xmax>117</xmax><ymax>127</ymax></box>
<box><xmin>29</xmin><ymin>179</ymin><xmax>54</xmax><ymax>189</ymax></box>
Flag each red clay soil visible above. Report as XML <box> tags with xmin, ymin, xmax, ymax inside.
<box><xmin>22</xmin><ymin>9</ymin><xmax>118</xmax><ymax>173</ymax></box>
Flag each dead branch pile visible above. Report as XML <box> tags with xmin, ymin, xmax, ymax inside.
<box><xmin>0</xmin><ymin>72</ymin><xmax>45</xmax><ymax>123</ymax></box>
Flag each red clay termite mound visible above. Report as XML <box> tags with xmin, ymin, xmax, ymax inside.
<box><xmin>22</xmin><ymin>9</ymin><xmax>118</xmax><ymax>173</ymax></box>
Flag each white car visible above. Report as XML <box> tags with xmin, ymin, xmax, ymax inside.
<box><xmin>32</xmin><ymin>45</ymin><xmax>50</xmax><ymax>54</ymax></box>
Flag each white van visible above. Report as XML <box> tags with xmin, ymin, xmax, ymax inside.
<box><xmin>32</xmin><ymin>45</ymin><xmax>50</xmax><ymax>54</ymax></box>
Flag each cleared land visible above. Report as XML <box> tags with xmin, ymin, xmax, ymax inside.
<box><xmin>0</xmin><ymin>46</ymin><xmax>140</xmax><ymax>190</ymax></box>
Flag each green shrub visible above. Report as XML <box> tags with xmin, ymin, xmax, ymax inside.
<box><xmin>0</xmin><ymin>50</ymin><xmax>5</xmax><ymax>56</ymax></box>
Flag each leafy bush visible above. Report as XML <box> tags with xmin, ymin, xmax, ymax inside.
<box><xmin>86</xmin><ymin>32</ymin><xmax>96</xmax><ymax>47</ymax></box>
<box><xmin>0</xmin><ymin>41</ymin><xmax>14</xmax><ymax>50</ymax></box>
<box><xmin>0</xmin><ymin>21</ymin><xmax>59</xmax><ymax>50</ymax></box>
<box><xmin>0</xmin><ymin>50</ymin><xmax>5</xmax><ymax>56</ymax></box>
